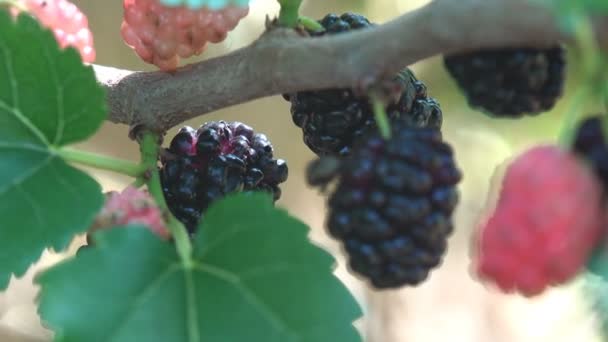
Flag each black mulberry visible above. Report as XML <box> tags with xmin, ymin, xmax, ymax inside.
<box><xmin>444</xmin><ymin>46</ymin><xmax>566</xmax><ymax>117</ymax></box>
<box><xmin>573</xmin><ymin>115</ymin><xmax>608</xmax><ymax>189</ymax></box>
<box><xmin>284</xmin><ymin>13</ymin><xmax>442</xmax><ymax>156</ymax></box>
<box><xmin>160</xmin><ymin>121</ymin><xmax>288</xmax><ymax>234</ymax></box>
<box><xmin>318</xmin><ymin>121</ymin><xmax>462</xmax><ymax>289</ymax></box>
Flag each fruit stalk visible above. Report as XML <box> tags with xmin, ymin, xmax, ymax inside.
<box><xmin>56</xmin><ymin>147</ymin><xmax>146</xmax><ymax>177</ymax></box>
<box><xmin>572</xmin><ymin>15</ymin><xmax>601</xmax><ymax>81</ymax></box>
<box><xmin>557</xmin><ymin>85</ymin><xmax>591</xmax><ymax>147</ymax></box>
<box><xmin>140</xmin><ymin>133</ymin><xmax>193</xmax><ymax>267</ymax></box>
<box><xmin>557</xmin><ymin>15</ymin><xmax>607</xmax><ymax>146</ymax></box>
<box><xmin>298</xmin><ymin>16</ymin><xmax>323</xmax><ymax>32</ymax></box>
<box><xmin>277</xmin><ymin>0</ymin><xmax>302</xmax><ymax>28</ymax></box>
<box><xmin>370</xmin><ymin>93</ymin><xmax>392</xmax><ymax>139</ymax></box>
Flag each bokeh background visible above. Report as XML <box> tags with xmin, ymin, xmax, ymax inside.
<box><xmin>0</xmin><ymin>0</ymin><xmax>606</xmax><ymax>341</ymax></box>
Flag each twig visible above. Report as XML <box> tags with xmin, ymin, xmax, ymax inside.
<box><xmin>95</xmin><ymin>0</ymin><xmax>608</xmax><ymax>132</ymax></box>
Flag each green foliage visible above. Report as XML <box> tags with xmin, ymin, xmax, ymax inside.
<box><xmin>587</xmin><ymin>247</ymin><xmax>608</xmax><ymax>282</ymax></box>
<box><xmin>37</xmin><ymin>193</ymin><xmax>363</xmax><ymax>342</ymax></box>
<box><xmin>583</xmin><ymin>275</ymin><xmax>608</xmax><ymax>340</ymax></box>
<box><xmin>535</xmin><ymin>0</ymin><xmax>608</xmax><ymax>32</ymax></box>
<box><xmin>0</xmin><ymin>11</ymin><xmax>106</xmax><ymax>288</ymax></box>
<box><xmin>552</xmin><ymin>0</ymin><xmax>608</xmax><ymax>13</ymax></box>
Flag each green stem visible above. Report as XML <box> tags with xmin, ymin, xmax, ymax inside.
<box><xmin>604</xmin><ymin>83</ymin><xmax>608</xmax><ymax>114</ymax></box>
<box><xmin>140</xmin><ymin>133</ymin><xmax>193</xmax><ymax>267</ymax></box>
<box><xmin>370</xmin><ymin>93</ymin><xmax>392</xmax><ymax>140</ymax></box>
<box><xmin>56</xmin><ymin>147</ymin><xmax>145</xmax><ymax>177</ymax></box>
<box><xmin>298</xmin><ymin>16</ymin><xmax>323</xmax><ymax>32</ymax></box>
<box><xmin>603</xmin><ymin>61</ymin><xmax>608</xmax><ymax>113</ymax></box>
<box><xmin>573</xmin><ymin>15</ymin><xmax>601</xmax><ymax>80</ymax></box>
<box><xmin>557</xmin><ymin>85</ymin><xmax>591</xmax><ymax>147</ymax></box>
<box><xmin>130</xmin><ymin>177</ymin><xmax>146</xmax><ymax>188</ymax></box>
<box><xmin>277</xmin><ymin>0</ymin><xmax>302</xmax><ymax>28</ymax></box>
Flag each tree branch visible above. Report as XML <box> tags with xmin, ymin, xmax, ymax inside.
<box><xmin>97</xmin><ymin>0</ymin><xmax>608</xmax><ymax>132</ymax></box>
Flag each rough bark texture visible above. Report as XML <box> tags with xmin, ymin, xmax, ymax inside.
<box><xmin>96</xmin><ymin>0</ymin><xmax>608</xmax><ymax>132</ymax></box>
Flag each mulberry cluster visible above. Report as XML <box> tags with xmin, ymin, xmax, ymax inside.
<box><xmin>474</xmin><ymin>146</ymin><xmax>604</xmax><ymax>296</ymax></box>
<box><xmin>320</xmin><ymin>121</ymin><xmax>462</xmax><ymax>288</ymax></box>
<box><xmin>444</xmin><ymin>46</ymin><xmax>566</xmax><ymax>117</ymax></box>
<box><xmin>160</xmin><ymin>121</ymin><xmax>288</xmax><ymax>233</ymax></box>
<box><xmin>121</xmin><ymin>0</ymin><xmax>248</xmax><ymax>71</ymax></box>
<box><xmin>284</xmin><ymin>13</ymin><xmax>442</xmax><ymax>157</ymax></box>
<box><xmin>16</xmin><ymin>0</ymin><xmax>96</xmax><ymax>62</ymax></box>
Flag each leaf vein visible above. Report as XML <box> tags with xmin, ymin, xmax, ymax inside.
<box><xmin>0</xmin><ymin>154</ymin><xmax>54</xmax><ymax>196</ymax></box>
<box><xmin>196</xmin><ymin>224</ymin><xmax>259</xmax><ymax>259</ymax></box>
<box><xmin>39</xmin><ymin>34</ymin><xmax>65</xmax><ymax>145</ymax></box>
<box><xmin>0</xmin><ymin>33</ymin><xmax>19</xmax><ymax>109</ymax></box>
<box><xmin>0</xmin><ymin>142</ymin><xmax>47</xmax><ymax>153</ymax></box>
<box><xmin>193</xmin><ymin>263</ymin><xmax>297</xmax><ymax>339</ymax></box>
<box><xmin>0</xmin><ymin>36</ymin><xmax>49</xmax><ymax>146</ymax></box>
<box><xmin>14</xmin><ymin>184</ymin><xmax>45</xmax><ymax>235</ymax></box>
<box><xmin>48</xmin><ymin>162</ymin><xmax>84</xmax><ymax>205</ymax></box>
<box><xmin>0</xmin><ymin>103</ymin><xmax>48</xmax><ymax>147</ymax></box>
<box><xmin>239</xmin><ymin>263</ymin><xmax>291</xmax><ymax>280</ymax></box>
<box><xmin>107</xmin><ymin>262</ymin><xmax>181</xmax><ymax>342</ymax></box>
<box><xmin>184</xmin><ymin>269</ymin><xmax>201</xmax><ymax>342</ymax></box>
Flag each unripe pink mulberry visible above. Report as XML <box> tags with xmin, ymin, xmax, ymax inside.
<box><xmin>91</xmin><ymin>187</ymin><xmax>170</xmax><ymax>240</ymax></box>
<box><xmin>121</xmin><ymin>0</ymin><xmax>248</xmax><ymax>71</ymax></box>
<box><xmin>474</xmin><ymin>145</ymin><xmax>605</xmax><ymax>296</ymax></box>
<box><xmin>17</xmin><ymin>0</ymin><xmax>96</xmax><ymax>63</ymax></box>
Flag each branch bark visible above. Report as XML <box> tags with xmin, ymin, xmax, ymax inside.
<box><xmin>97</xmin><ymin>0</ymin><xmax>608</xmax><ymax>132</ymax></box>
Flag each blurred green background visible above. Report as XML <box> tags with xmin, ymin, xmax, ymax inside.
<box><xmin>0</xmin><ymin>1</ymin><xmax>605</xmax><ymax>341</ymax></box>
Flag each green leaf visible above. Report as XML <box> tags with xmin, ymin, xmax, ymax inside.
<box><xmin>37</xmin><ymin>194</ymin><xmax>363</xmax><ymax>342</ymax></box>
<box><xmin>0</xmin><ymin>11</ymin><xmax>106</xmax><ymax>288</ymax></box>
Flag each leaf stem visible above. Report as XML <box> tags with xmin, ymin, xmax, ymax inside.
<box><xmin>140</xmin><ymin>133</ymin><xmax>193</xmax><ymax>268</ymax></box>
<box><xmin>557</xmin><ymin>14</ymin><xmax>607</xmax><ymax>146</ymax></box>
<box><xmin>56</xmin><ymin>147</ymin><xmax>145</xmax><ymax>177</ymax></box>
<box><xmin>370</xmin><ymin>93</ymin><xmax>392</xmax><ymax>140</ymax></box>
<box><xmin>277</xmin><ymin>0</ymin><xmax>302</xmax><ymax>28</ymax></box>
<box><xmin>298</xmin><ymin>16</ymin><xmax>323</xmax><ymax>32</ymax></box>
